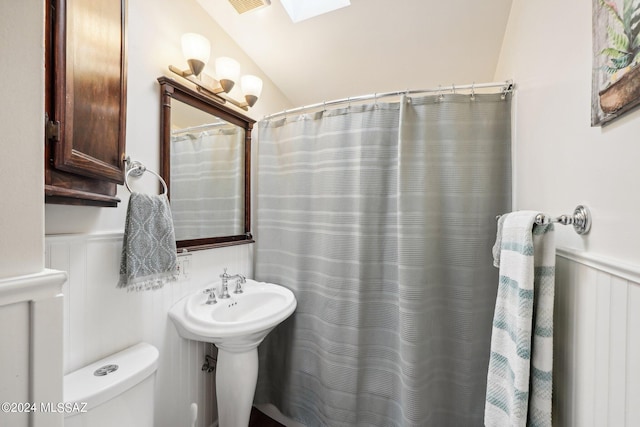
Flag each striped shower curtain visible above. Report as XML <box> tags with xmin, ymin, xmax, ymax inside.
<box><xmin>254</xmin><ymin>93</ymin><xmax>511</xmax><ymax>426</ymax></box>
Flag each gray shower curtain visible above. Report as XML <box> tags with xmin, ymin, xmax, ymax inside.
<box><xmin>254</xmin><ymin>93</ymin><xmax>511</xmax><ymax>426</ymax></box>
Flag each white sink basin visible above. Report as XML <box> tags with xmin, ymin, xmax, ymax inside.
<box><xmin>169</xmin><ymin>279</ymin><xmax>296</xmax><ymax>350</ymax></box>
<box><xmin>169</xmin><ymin>278</ymin><xmax>296</xmax><ymax>427</ymax></box>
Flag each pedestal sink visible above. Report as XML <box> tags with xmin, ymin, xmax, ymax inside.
<box><xmin>169</xmin><ymin>279</ymin><xmax>296</xmax><ymax>427</ymax></box>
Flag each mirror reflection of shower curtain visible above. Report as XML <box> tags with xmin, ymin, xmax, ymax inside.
<box><xmin>254</xmin><ymin>93</ymin><xmax>511</xmax><ymax>426</ymax></box>
<box><xmin>170</xmin><ymin>128</ymin><xmax>244</xmax><ymax>240</ymax></box>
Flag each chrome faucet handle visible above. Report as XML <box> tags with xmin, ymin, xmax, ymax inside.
<box><xmin>202</xmin><ymin>288</ymin><xmax>217</xmax><ymax>305</ymax></box>
<box><xmin>233</xmin><ymin>274</ymin><xmax>246</xmax><ymax>294</ymax></box>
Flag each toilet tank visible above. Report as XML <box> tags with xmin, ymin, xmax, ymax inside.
<box><xmin>64</xmin><ymin>343</ymin><xmax>159</xmax><ymax>427</ymax></box>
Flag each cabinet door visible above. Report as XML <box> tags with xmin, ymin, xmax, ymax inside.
<box><xmin>45</xmin><ymin>0</ymin><xmax>127</xmax><ymax>206</ymax></box>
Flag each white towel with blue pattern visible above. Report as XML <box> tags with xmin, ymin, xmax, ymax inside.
<box><xmin>485</xmin><ymin>211</ymin><xmax>555</xmax><ymax>427</ymax></box>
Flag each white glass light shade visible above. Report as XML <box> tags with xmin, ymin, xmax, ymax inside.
<box><xmin>215</xmin><ymin>57</ymin><xmax>241</xmax><ymax>90</ymax></box>
<box><xmin>241</xmin><ymin>75</ymin><xmax>263</xmax><ymax>107</ymax></box>
<box><xmin>241</xmin><ymin>75</ymin><xmax>263</xmax><ymax>97</ymax></box>
<box><xmin>181</xmin><ymin>33</ymin><xmax>210</xmax><ymax>76</ymax></box>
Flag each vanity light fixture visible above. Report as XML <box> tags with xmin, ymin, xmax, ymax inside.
<box><xmin>169</xmin><ymin>33</ymin><xmax>263</xmax><ymax>110</ymax></box>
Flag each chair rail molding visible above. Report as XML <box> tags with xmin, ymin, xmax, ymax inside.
<box><xmin>557</xmin><ymin>247</ymin><xmax>640</xmax><ymax>284</ymax></box>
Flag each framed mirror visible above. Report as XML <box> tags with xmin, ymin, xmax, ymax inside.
<box><xmin>158</xmin><ymin>76</ymin><xmax>254</xmax><ymax>250</ymax></box>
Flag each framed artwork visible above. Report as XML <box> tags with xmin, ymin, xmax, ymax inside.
<box><xmin>591</xmin><ymin>0</ymin><xmax>640</xmax><ymax>126</ymax></box>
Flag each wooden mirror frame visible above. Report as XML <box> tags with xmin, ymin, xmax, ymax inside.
<box><xmin>158</xmin><ymin>76</ymin><xmax>255</xmax><ymax>251</ymax></box>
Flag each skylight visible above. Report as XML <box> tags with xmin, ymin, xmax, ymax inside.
<box><xmin>280</xmin><ymin>0</ymin><xmax>351</xmax><ymax>23</ymax></box>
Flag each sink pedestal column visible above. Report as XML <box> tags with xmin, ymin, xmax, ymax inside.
<box><xmin>216</xmin><ymin>347</ymin><xmax>258</xmax><ymax>427</ymax></box>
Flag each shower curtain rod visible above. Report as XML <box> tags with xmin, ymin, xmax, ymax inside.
<box><xmin>263</xmin><ymin>80</ymin><xmax>514</xmax><ymax>120</ymax></box>
<box><xmin>171</xmin><ymin>121</ymin><xmax>231</xmax><ymax>136</ymax></box>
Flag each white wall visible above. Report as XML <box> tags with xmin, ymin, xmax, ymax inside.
<box><xmin>495</xmin><ymin>0</ymin><xmax>640</xmax><ymax>424</ymax></box>
<box><xmin>494</xmin><ymin>0</ymin><xmax>640</xmax><ymax>263</ymax></box>
<box><xmin>0</xmin><ymin>0</ymin><xmax>44</xmax><ymax>278</ymax></box>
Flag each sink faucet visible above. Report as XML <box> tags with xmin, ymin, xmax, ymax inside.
<box><xmin>220</xmin><ymin>268</ymin><xmax>246</xmax><ymax>298</ymax></box>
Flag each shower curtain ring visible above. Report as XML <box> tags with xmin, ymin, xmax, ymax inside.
<box><xmin>452</xmin><ymin>83</ymin><xmax>456</xmax><ymax>94</ymax></box>
<box><xmin>501</xmin><ymin>82</ymin><xmax>512</xmax><ymax>100</ymax></box>
<box><xmin>470</xmin><ymin>82</ymin><xmax>476</xmax><ymax>101</ymax></box>
<box><xmin>438</xmin><ymin>85</ymin><xmax>444</xmax><ymax>101</ymax></box>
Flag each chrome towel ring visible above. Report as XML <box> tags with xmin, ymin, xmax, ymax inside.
<box><xmin>124</xmin><ymin>158</ymin><xmax>168</xmax><ymax>195</ymax></box>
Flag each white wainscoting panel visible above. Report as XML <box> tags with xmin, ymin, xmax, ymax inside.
<box><xmin>554</xmin><ymin>248</ymin><xmax>640</xmax><ymax>427</ymax></box>
<box><xmin>0</xmin><ymin>301</ymin><xmax>30</xmax><ymax>427</ymax></box>
<box><xmin>45</xmin><ymin>233</ymin><xmax>252</xmax><ymax>427</ymax></box>
<box><xmin>0</xmin><ymin>269</ymin><xmax>66</xmax><ymax>427</ymax></box>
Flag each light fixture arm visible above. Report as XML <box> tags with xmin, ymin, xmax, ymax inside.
<box><xmin>168</xmin><ymin>65</ymin><xmax>251</xmax><ymax>111</ymax></box>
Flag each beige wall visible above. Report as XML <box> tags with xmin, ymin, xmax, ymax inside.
<box><xmin>0</xmin><ymin>1</ymin><xmax>45</xmax><ymax>278</ymax></box>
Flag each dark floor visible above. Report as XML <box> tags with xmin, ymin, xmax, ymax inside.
<box><xmin>248</xmin><ymin>406</ymin><xmax>286</xmax><ymax>427</ymax></box>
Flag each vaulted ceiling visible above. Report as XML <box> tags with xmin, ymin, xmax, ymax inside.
<box><xmin>197</xmin><ymin>0</ymin><xmax>513</xmax><ymax>107</ymax></box>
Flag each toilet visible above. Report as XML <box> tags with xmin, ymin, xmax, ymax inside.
<box><xmin>64</xmin><ymin>342</ymin><xmax>159</xmax><ymax>427</ymax></box>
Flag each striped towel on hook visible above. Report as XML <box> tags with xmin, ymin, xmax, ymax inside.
<box><xmin>484</xmin><ymin>211</ymin><xmax>556</xmax><ymax>427</ymax></box>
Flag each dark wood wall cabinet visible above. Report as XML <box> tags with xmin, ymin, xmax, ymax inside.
<box><xmin>45</xmin><ymin>0</ymin><xmax>127</xmax><ymax>207</ymax></box>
